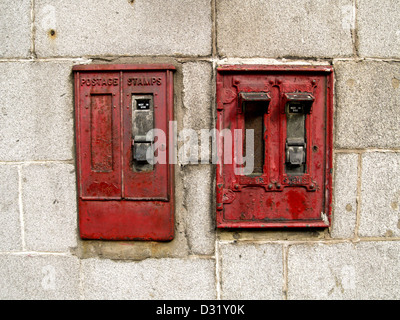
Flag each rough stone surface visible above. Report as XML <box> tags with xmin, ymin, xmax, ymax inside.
<box><xmin>22</xmin><ymin>163</ymin><xmax>77</xmax><ymax>252</ymax></box>
<box><xmin>0</xmin><ymin>61</ymin><xmax>74</xmax><ymax>161</ymax></box>
<box><xmin>334</xmin><ymin>61</ymin><xmax>400</xmax><ymax>149</ymax></box>
<box><xmin>182</xmin><ymin>165</ymin><xmax>215</xmax><ymax>255</ymax></box>
<box><xmin>288</xmin><ymin>241</ymin><xmax>400</xmax><ymax>299</ymax></box>
<box><xmin>34</xmin><ymin>0</ymin><xmax>212</xmax><ymax>57</ymax></box>
<box><xmin>358</xmin><ymin>0</ymin><xmax>400</xmax><ymax>58</ymax></box>
<box><xmin>0</xmin><ymin>1</ymin><xmax>31</xmax><ymax>58</ymax></box>
<box><xmin>81</xmin><ymin>258</ymin><xmax>215</xmax><ymax>300</ymax></box>
<box><xmin>217</xmin><ymin>0</ymin><xmax>354</xmax><ymax>58</ymax></box>
<box><xmin>181</xmin><ymin>61</ymin><xmax>213</xmax><ymax>164</ymax></box>
<box><xmin>359</xmin><ymin>152</ymin><xmax>400</xmax><ymax>237</ymax></box>
<box><xmin>331</xmin><ymin>154</ymin><xmax>358</xmax><ymax>238</ymax></box>
<box><xmin>180</xmin><ymin>61</ymin><xmax>215</xmax><ymax>255</ymax></box>
<box><xmin>0</xmin><ymin>165</ymin><xmax>21</xmax><ymax>251</ymax></box>
<box><xmin>220</xmin><ymin>243</ymin><xmax>284</xmax><ymax>299</ymax></box>
<box><xmin>0</xmin><ymin>254</ymin><xmax>80</xmax><ymax>299</ymax></box>
<box><xmin>182</xmin><ymin>62</ymin><xmax>213</xmax><ymax>131</ymax></box>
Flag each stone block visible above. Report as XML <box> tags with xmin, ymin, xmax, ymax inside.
<box><xmin>288</xmin><ymin>241</ymin><xmax>400</xmax><ymax>299</ymax></box>
<box><xmin>217</xmin><ymin>0</ymin><xmax>354</xmax><ymax>58</ymax></box>
<box><xmin>359</xmin><ymin>152</ymin><xmax>400</xmax><ymax>237</ymax></box>
<box><xmin>182</xmin><ymin>61</ymin><xmax>213</xmax><ymax>131</ymax></box>
<box><xmin>81</xmin><ymin>258</ymin><xmax>216</xmax><ymax>299</ymax></box>
<box><xmin>0</xmin><ymin>61</ymin><xmax>74</xmax><ymax>161</ymax></box>
<box><xmin>331</xmin><ymin>154</ymin><xmax>358</xmax><ymax>238</ymax></box>
<box><xmin>0</xmin><ymin>165</ymin><xmax>21</xmax><ymax>251</ymax></box>
<box><xmin>334</xmin><ymin>60</ymin><xmax>400</xmax><ymax>148</ymax></box>
<box><xmin>358</xmin><ymin>0</ymin><xmax>400</xmax><ymax>58</ymax></box>
<box><xmin>180</xmin><ymin>61</ymin><xmax>213</xmax><ymax>164</ymax></box>
<box><xmin>220</xmin><ymin>243</ymin><xmax>284</xmax><ymax>299</ymax></box>
<box><xmin>0</xmin><ymin>1</ymin><xmax>31</xmax><ymax>58</ymax></box>
<box><xmin>34</xmin><ymin>0</ymin><xmax>212</xmax><ymax>57</ymax></box>
<box><xmin>22</xmin><ymin>163</ymin><xmax>77</xmax><ymax>252</ymax></box>
<box><xmin>182</xmin><ymin>165</ymin><xmax>215</xmax><ymax>255</ymax></box>
<box><xmin>0</xmin><ymin>254</ymin><xmax>80</xmax><ymax>299</ymax></box>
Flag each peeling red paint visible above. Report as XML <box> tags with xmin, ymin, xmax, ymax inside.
<box><xmin>216</xmin><ymin>65</ymin><xmax>333</xmax><ymax>228</ymax></box>
<box><xmin>74</xmin><ymin>64</ymin><xmax>175</xmax><ymax>240</ymax></box>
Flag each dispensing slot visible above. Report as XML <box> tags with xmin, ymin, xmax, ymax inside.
<box><xmin>132</xmin><ymin>95</ymin><xmax>154</xmax><ymax>171</ymax></box>
<box><xmin>284</xmin><ymin>93</ymin><xmax>314</xmax><ymax>175</ymax></box>
<box><xmin>239</xmin><ymin>92</ymin><xmax>271</xmax><ymax>176</ymax></box>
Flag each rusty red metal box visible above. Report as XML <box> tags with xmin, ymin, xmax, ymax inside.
<box><xmin>216</xmin><ymin>65</ymin><xmax>333</xmax><ymax>228</ymax></box>
<box><xmin>73</xmin><ymin>64</ymin><xmax>175</xmax><ymax>240</ymax></box>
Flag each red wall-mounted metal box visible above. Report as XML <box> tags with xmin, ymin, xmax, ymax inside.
<box><xmin>73</xmin><ymin>64</ymin><xmax>175</xmax><ymax>240</ymax></box>
<box><xmin>216</xmin><ymin>65</ymin><xmax>333</xmax><ymax>228</ymax></box>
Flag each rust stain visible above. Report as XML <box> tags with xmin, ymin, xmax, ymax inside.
<box><xmin>346</xmin><ymin>79</ymin><xmax>356</xmax><ymax>87</ymax></box>
<box><xmin>392</xmin><ymin>78</ymin><xmax>400</xmax><ymax>89</ymax></box>
<box><xmin>345</xmin><ymin>203</ymin><xmax>353</xmax><ymax>212</ymax></box>
<box><xmin>385</xmin><ymin>230</ymin><xmax>394</xmax><ymax>237</ymax></box>
<box><xmin>48</xmin><ymin>29</ymin><xmax>57</xmax><ymax>39</ymax></box>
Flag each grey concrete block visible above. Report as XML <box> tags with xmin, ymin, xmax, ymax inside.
<box><xmin>0</xmin><ymin>1</ymin><xmax>31</xmax><ymax>58</ymax></box>
<box><xmin>220</xmin><ymin>243</ymin><xmax>284</xmax><ymax>299</ymax></box>
<box><xmin>22</xmin><ymin>163</ymin><xmax>77</xmax><ymax>252</ymax></box>
<box><xmin>359</xmin><ymin>152</ymin><xmax>400</xmax><ymax>237</ymax></box>
<box><xmin>34</xmin><ymin>0</ymin><xmax>212</xmax><ymax>57</ymax></box>
<box><xmin>182</xmin><ymin>166</ymin><xmax>215</xmax><ymax>255</ymax></box>
<box><xmin>217</xmin><ymin>0</ymin><xmax>354</xmax><ymax>58</ymax></box>
<box><xmin>358</xmin><ymin>0</ymin><xmax>400</xmax><ymax>58</ymax></box>
<box><xmin>0</xmin><ymin>165</ymin><xmax>21</xmax><ymax>251</ymax></box>
<box><xmin>182</xmin><ymin>61</ymin><xmax>213</xmax><ymax>131</ymax></box>
<box><xmin>288</xmin><ymin>241</ymin><xmax>400</xmax><ymax>299</ymax></box>
<box><xmin>0</xmin><ymin>61</ymin><xmax>74</xmax><ymax>161</ymax></box>
<box><xmin>81</xmin><ymin>258</ymin><xmax>216</xmax><ymax>300</ymax></box>
<box><xmin>0</xmin><ymin>254</ymin><xmax>80</xmax><ymax>299</ymax></box>
<box><xmin>331</xmin><ymin>154</ymin><xmax>358</xmax><ymax>238</ymax></box>
<box><xmin>180</xmin><ymin>62</ymin><xmax>213</xmax><ymax>164</ymax></box>
<box><xmin>334</xmin><ymin>61</ymin><xmax>400</xmax><ymax>148</ymax></box>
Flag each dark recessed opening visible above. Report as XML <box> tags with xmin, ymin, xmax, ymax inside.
<box><xmin>244</xmin><ymin>101</ymin><xmax>265</xmax><ymax>176</ymax></box>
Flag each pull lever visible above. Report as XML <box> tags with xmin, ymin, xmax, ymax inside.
<box><xmin>132</xmin><ymin>134</ymin><xmax>153</xmax><ymax>162</ymax></box>
<box><xmin>132</xmin><ymin>95</ymin><xmax>154</xmax><ymax>171</ymax></box>
<box><xmin>286</xmin><ymin>138</ymin><xmax>306</xmax><ymax>167</ymax></box>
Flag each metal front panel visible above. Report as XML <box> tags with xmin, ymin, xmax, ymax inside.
<box><xmin>122</xmin><ymin>71</ymin><xmax>170</xmax><ymax>201</ymax></box>
<box><xmin>74</xmin><ymin>65</ymin><xmax>175</xmax><ymax>240</ymax></box>
<box><xmin>216</xmin><ymin>65</ymin><xmax>333</xmax><ymax>228</ymax></box>
<box><xmin>76</xmin><ymin>72</ymin><xmax>122</xmax><ymax>200</ymax></box>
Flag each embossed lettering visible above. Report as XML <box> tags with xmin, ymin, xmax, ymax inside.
<box><xmin>283</xmin><ymin>175</ymin><xmax>309</xmax><ymax>185</ymax></box>
<box><xmin>127</xmin><ymin>77</ymin><xmax>162</xmax><ymax>86</ymax></box>
<box><xmin>80</xmin><ymin>78</ymin><xmax>119</xmax><ymax>86</ymax></box>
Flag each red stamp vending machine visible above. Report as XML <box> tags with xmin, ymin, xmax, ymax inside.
<box><xmin>74</xmin><ymin>64</ymin><xmax>175</xmax><ymax>240</ymax></box>
<box><xmin>216</xmin><ymin>65</ymin><xmax>333</xmax><ymax>228</ymax></box>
